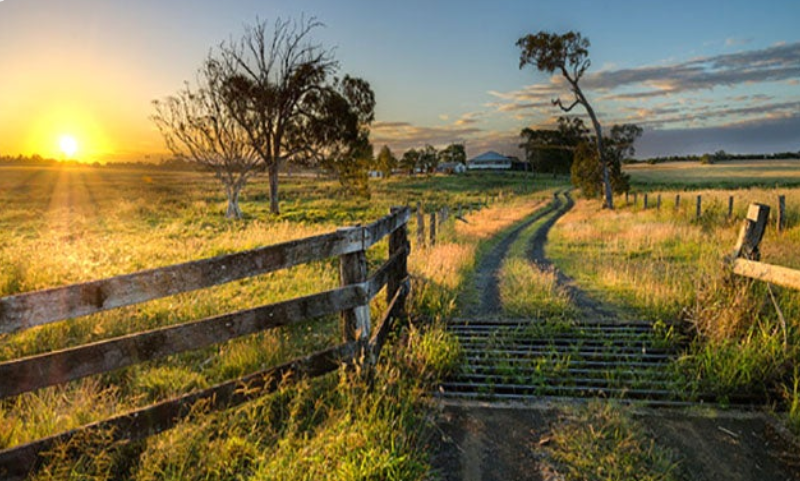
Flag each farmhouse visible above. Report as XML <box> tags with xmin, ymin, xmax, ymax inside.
<box><xmin>467</xmin><ymin>151</ymin><xmax>525</xmax><ymax>171</ymax></box>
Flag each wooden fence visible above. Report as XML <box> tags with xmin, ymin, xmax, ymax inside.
<box><xmin>730</xmin><ymin>203</ymin><xmax>800</xmax><ymax>291</ymax></box>
<box><xmin>0</xmin><ymin>207</ymin><xmax>411</xmax><ymax>480</ymax></box>
<box><xmin>626</xmin><ymin>192</ymin><xmax>788</xmax><ymax>228</ymax></box>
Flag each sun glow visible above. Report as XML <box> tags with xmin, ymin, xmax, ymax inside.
<box><xmin>23</xmin><ymin>105</ymin><xmax>114</xmax><ymax>162</ymax></box>
<box><xmin>59</xmin><ymin>135</ymin><xmax>79</xmax><ymax>158</ymax></box>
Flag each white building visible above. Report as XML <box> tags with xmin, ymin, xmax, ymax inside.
<box><xmin>467</xmin><ymin>151</ymin><xmax>513</xmax><ymax>170</ymax></box>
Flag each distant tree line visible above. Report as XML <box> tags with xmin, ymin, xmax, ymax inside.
<box><xmin>395</xmin><ymin>143</ymin><xmax>466</xmax><ymax>175</ymax></box>
<box><xmin>0</xmin><ymin>154</ymin><xmax>204</xmax><ymax>171</ymax></box>
<box><xmin>639</xmin><ymin>150</ymin><xmax>800</xmax><ymax>165</ymax></box>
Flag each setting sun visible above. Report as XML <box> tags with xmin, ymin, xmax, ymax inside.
<box><xmin>58</xmin><ymin>135</ymin><xmax>78</xmax><ymax>158</ymax></box>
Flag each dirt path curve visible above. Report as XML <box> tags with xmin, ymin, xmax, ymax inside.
<box><xmin>461</xmin><ymin>192</ymin><xmax>563</xmax><ymax>318</ymax></box>
<box><xmin>526</xmin><ymin>191</ymin><xmax>619</xmax><ymax>321</ymax></box>
<box><xmin>432</xmin><ymin>193</ymin><xmax>800</xmax><ymax>481</ymax></box>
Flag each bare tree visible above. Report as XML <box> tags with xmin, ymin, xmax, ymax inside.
<box><xmin>216</xmin><ymin>17</ymin><xmax>340</xmax><ymax>215</ymax></box>
<box><xmin>517</xmin><ymin>31</ymin><xmax>615</xmax><ymax>209</ymax></box>
<box><xmin>152</xmin><ymin>60</ymin><xmax>262</xmax><ymax>219</ymax></box>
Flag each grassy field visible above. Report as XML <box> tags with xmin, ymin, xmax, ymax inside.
<box><xmin>0</xmin><ymin>164</ymin><xmax>562</xmax><ymax>479</ymax></box>
<box><xmin>625</xmin><ymin>159</ymin><xmax>800</xmax><ymax>189</ymax></box>
<box><xmin>3</xmin><ymin>161</ymin><xmax>800</xmax><ymax>478</ymax></box>
<box><xmin>549</xmin><ymin>186</ymin><xmax>800</xmax><ymax>419</ymax></box>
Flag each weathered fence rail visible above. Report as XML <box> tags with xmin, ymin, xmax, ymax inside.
<box><xmin>731</xmin><ymin>203</ymin><xmax>800</xmax><ymax>291</ymax></box>
<box><xmin>0</xmin><ymin>207</ymin><xmax>411</xmax><ymax>480</ymax></box>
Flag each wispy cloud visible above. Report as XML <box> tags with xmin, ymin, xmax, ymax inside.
<box><xmin>582</xmin><ymin>41</ymin><xmax>800</xmax><ymax>93</ymax></box>
<box><xmin>371</xmin><ymin>120</ymin><xmax>483</xmax><ymax>153</ymax></box>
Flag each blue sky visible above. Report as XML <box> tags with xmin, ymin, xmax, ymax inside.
<box><xmin>1</xmin><ymin>0</ymin><xmax>799</xmax><ymax>161</ymax></box>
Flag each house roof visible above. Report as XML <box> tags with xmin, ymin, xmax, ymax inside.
<box><xmin>468</xmin><ymin>151</ymin><xmax>511</xmax><ymax>163</ymax></box>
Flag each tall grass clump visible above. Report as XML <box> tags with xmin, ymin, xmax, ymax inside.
<box><xmin>498</xmin><ymin>212</ymin><xmax>578</xmax><ymax>320</ymax></box>
<box><xmin>541</xmin><ymin>401</ymin><xmax>683</xmax><ymax>481</ymax></box>
<box><xmin>500</xmin><ymin>258</ymin><xmax>575</xmax><ymax>319</ymax></box>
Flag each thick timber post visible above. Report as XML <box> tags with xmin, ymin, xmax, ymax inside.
<box><xmin>733</xmin><ymin>204</ymin><xmax>770</xmax><ymax>260</ymax></box>
<box><xmin>339</xmin><ymin>226</ymin><xmax>370</xmax><ymax>344</ymax></box>
<box><xmin>388</xmin><ymin>207</ymin><xmax>409</xmax><ymax>319</ymax></box>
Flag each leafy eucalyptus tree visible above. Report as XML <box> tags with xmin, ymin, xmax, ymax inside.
<box><xmin>517</xmin><ymin>31</ymin><xmax>616</xmax><ymax>208</ymax></box>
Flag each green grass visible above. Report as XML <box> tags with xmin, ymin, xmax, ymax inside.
<box><xmin>0</xmin><ymin>164</ymin><xmax>556</xmax><ymax>479</ymax></box>
<box><xmin>540</xmin><ymin>401</ymin><xmax>683</xmax><ymax>481</ymax></box>
<box><xmin>498</xmin><ymin>199</ymin><xmax>580</xmax><ymax>321</ymax></box>
<box><xmin>548</xmin><ymin>191</ymin><xmax>800</xmax><ymax>424</ymax></box>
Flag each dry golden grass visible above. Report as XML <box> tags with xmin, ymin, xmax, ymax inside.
<box><xmin>455</xmin><ymin>197</ymin><xmax>548</xmax><ymax>240</ymax></box>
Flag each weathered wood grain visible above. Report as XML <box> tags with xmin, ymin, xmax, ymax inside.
<box><xmin>364</xmin><ymin>206</ymin><xmax>410</xmax><ymax>249</ymax></box>
<box><xmin>339</xmin><ymin>230</ymin><xmax>370</xmax><ymax>343</ymax></box>
<box><xmin>369</xmin><ymin>280</ymin><xmax>408</xmax><ymax>359</ymax></box>
<box><xmin>733</xmin><ymin>258</ymin><xmax>800</xmax><ymax>291</ymax></box>
<box><xmin>0</xmin><ymin>228</ymin><xmax>364</xmax><ymax>334</ymax></box>
<box><xmin>367</xmin><ymin>248</ymin><xmax>407</xmax><ymax>299</ymax></box>
<box><xmin>0</xmin><ymin>285</ymin><xmax>367</xmax><ymax>399</ymax></box>
<box><xmin>733</xmin><ymin>203</ymin><xmax>770</xmax><ymax>260</ymax></box>
<box><xmin>0</xmin><ymin>341</ymin><xmax>357</xmax><ymax>481</ymax></box>
<box><xmin>388</xmin><ymin>207</ymin><xmax>410</xmax><ymax>318</ymax></box>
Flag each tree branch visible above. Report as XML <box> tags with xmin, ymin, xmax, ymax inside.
<box><xmin>552</xmin><ymin>97</ymin><xmax>580</xmax><ymax>112</ymax></box>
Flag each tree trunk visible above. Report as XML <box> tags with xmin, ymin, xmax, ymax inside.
<box><xmin>225</xmin><ymin>185</ymin><xmax>243</xmax><ymax>219</ymax></box>
<box><xmin>268</xmin><ymin>161</ymin><xmax>280</xmax><ymax>215</ymax></box>
<box><xmin>579</xmin><ymin>93</ymin><xmax>614</xmax><ymax>209</ymax></box>
<box><xmin>568</xmin><ymin>77</ymin><xmax>614</xmax><ymax>210</ymax></box>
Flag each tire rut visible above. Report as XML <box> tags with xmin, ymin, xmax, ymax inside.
<box><xmin>460</xmin><ymin>192</ymin><xmax>564</xmax><ymax>318</ymax></box>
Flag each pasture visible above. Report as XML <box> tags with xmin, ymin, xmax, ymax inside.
<box><xmin>0</xmin><ymin>164</ymin><xmax>560</xmax><ymax>479</ymax></box>
<box><xmin>1</xmin><ymin>162</ymin><xmax>799</xmax><ymax>479</ymax></box>
<box><xmin>625</xmin><ymin>158</ymin><xmax>800</xmax><ymax>189</ymax></box>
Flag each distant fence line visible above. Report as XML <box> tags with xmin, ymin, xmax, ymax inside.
<box><xmin>625</xmin><ymin>192</ymin><xmax>790</xmax><ymax>231</ymax></box>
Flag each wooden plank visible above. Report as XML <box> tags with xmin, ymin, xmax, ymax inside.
<box><xmin>733</xmin><ymin>259</ymin><xmax>800</xmax><ymax>291</ymax></box>
<box><xmin>0</xmin><ymin>341</ymin><xmax>357</xmax><ymax>481</ymax></box>
<box><xmin>367</xmin><ymin>248</ymin><xmax>407</xmax><ymax>299</ymax></box>
<box><xmin>364</xmin><ymin>206</ymin><xmax>410</xmax><ymax>249</ymax></box>
<box><xmin>0</xmin><ymin>228</ymin><xmax>364</xmax><ymax>335</ymax></box>
<box><xmin>0</xmin><ymin>285</ymin><xmax>367</xmax><ymax>399</ymax></box>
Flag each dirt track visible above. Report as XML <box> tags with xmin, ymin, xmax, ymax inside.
<box><xmin>431</xmin><ymin>196</ymin><xmax>800</xmax><ymax>480</ymax></box>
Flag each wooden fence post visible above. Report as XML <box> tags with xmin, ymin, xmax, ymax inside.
<box><xmin>339</xmin><ymin>227</ymin><xmax>370</xmax><ymax>344</ymax></box>
<box><xmin>388</xmin><ymin>207</ymin><xmax>409</xmax><ymax>319</ymax></box>
<box><xmin>696</xmin><ymin>195</ymin><xmax>702</xmax><ymax>219</ymax></box>
<box><xmin>728</xmin><ymin>196</ymin><xmax>734</xmax><ymax>218</ymax></box>
<box><xmin>733</xmin><ymin>203</ymin><xmax>770</xmax><ymax>260</ymax></box>
<box><xmin>416</xmin><ymin>202</ymin><xmax>425</xmax><ymax>248</ymax></box>
<box><xmin>429</xmin><ymin>212</ymin><xmax>436</xmax><ymax>246</ymax></box>
<box><xmin>643</xmin><ymin>194</ymin><xmax>649</xmax><ymax>210</ymax></box>
<box><xmin>778</xmin><ymin>195</ymin><xmax>786</xmax><ymax>234</ymax></box>
<box><xmin>657</xmin><ymin>194</ymin><xmax>661</xmax><ymax>211</ymax></box>
<box><xmin>633</xmin><ymin>192</ymin><xmax>638</xmax><ymax>207</ymax></box>
<box><xmin>675</xmin><ymin>194</ymin><xmax>681</xmax><ymax>211</ymax></box>
<box><xmin>625</xmin><ymin>191</ymin><xmax>629</xmax><ymax>205</ymax></box>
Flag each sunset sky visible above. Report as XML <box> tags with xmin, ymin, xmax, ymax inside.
<box><xmin>1</xmin><ymin>0</ymin><xmax>799</xmax><ymax>163</ymax></box>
